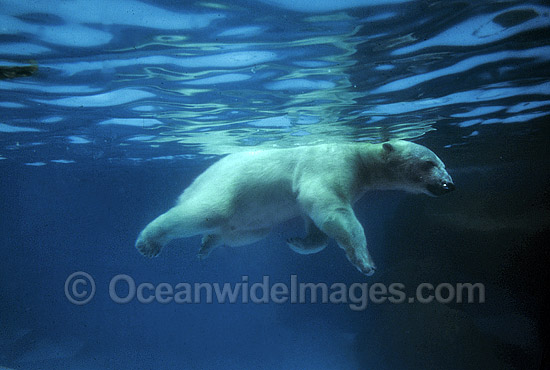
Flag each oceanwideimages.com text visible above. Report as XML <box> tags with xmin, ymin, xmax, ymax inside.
<box><xmin>65</xmin><ymin>272</ymin><xmax>485</xmax><ymax>311</ymax></box>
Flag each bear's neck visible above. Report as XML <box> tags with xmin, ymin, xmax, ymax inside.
<box><xmin>356</xmin><ymin>145</ymin><xmax>401</xmax><ymax>192</ymax></box>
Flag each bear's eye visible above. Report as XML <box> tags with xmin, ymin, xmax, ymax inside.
<box><xmin>421</xmin><ymin>161</ymin><xmax>437</xmax><ymax>171</ymax></box>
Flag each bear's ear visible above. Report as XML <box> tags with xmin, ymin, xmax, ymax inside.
<box><xmin>383</xmin><ymin>143</ymin><xmax>394</xmax><ymax>153</ymax></box>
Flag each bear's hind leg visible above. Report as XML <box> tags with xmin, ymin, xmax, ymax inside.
<box><xmin>136</xmin><ymin>204</ymin><xmax>216</xmax><ymax>258</ymax></box>
<box><xmin>287</xmin><ymin>217</ymin><xmax>328</xmax><ymax>255</ymax></box>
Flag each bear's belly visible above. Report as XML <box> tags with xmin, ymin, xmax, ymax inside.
<box><xmin>227</xmin><ymin>191</ymin><xmax>300</xmax><ymax>230</ymax></box>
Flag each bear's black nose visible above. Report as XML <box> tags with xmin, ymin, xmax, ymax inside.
<box><xmin>442</xmin><ymin>182</ymin><xmax>455</xmax><ymax>192</ymax></box>
<box><xmin>426</xmin><ymin>182</ymin><xmax>455</xmax><ymax>196</ymax></box>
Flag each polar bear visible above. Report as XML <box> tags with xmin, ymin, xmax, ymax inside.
<box><xmin>135</xmin><ymin>140</ymin><xmax>454</xmax><ymax>275</ymax></box>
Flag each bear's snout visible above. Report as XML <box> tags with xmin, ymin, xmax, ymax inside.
<box><xmin>442</xmin><ymin>181</ymin><xmax>455</xmax><ymax>192</ymax></box>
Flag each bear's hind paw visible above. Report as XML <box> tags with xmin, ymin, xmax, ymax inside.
<box><xmin>287</xmin><ymin>237</ymin><xmax>327</xmax><ymax>255</ymax></box>
<box><xmin>136</xmin><ymin>238</ymin><xmax>162</xmax><ymax>258</ymax></box>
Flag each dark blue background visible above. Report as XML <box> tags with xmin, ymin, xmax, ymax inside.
<box><xmin>1</xmin><ymin>124</ymin><xmax>549</xmax><ymax>369</ymax></box>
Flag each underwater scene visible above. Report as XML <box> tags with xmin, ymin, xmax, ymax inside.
<box><xmin>1</xmin><ymin>0</ymin><xmax>549</xmax><ymax>369</ymax></box>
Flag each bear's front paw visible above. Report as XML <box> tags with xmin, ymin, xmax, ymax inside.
<box><xmin>344</xmin><ymin>250</ymin><xmax>376</xmax><ymax>276</ymax></box>
<box><xmin>136</xmin><ymin>237</ymin><xmax>162</xmax><ymax>258</ymax></box>
<box><xmin>355</xmin><ymin>263</ymin><xmax>376</xmax><ymax>276</ymax></box>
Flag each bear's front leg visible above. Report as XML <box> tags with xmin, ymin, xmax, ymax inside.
<box><xmin>136</xmin><ymin>204</ymin><xmax>201</xmax><ymax>258</ymax></box>
<box><xmin>321</xmin><ymin>207</ymin><xmax>376</xmax><ymax>275</ymax></box>
<box><xmin>299</xmin><ymin>192</ymin><xmax>376</xmax><ymax>275</ymax></box>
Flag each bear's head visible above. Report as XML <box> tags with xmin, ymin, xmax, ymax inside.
<box><xmin>379</xmin><ymin>140</ymin><xmax>455</xmax><ymax>196</ymax></box>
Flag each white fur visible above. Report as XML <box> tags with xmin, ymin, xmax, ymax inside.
<box><xmin>136</xmin><ymin>140</ymin><xmax>453</xmax><ymax>275</ymax></box>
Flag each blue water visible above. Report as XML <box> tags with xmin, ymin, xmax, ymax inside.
<box><xmin>1</xmin><ymin>0</ymin><xmax>549</xmax><ymax>369</ymax></box>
